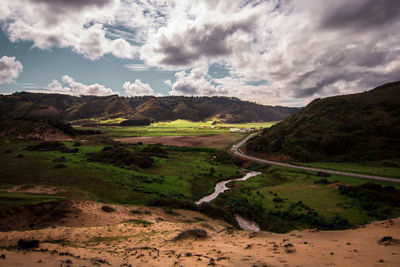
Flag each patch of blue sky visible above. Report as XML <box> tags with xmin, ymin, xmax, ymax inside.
<box><xmin>0</xmin><ymin>30</ymin><xmax>175</xmax><ymax>95</ymax></box>
<box><xmin>245</xmin><ymin>80</ymin><xmax>268</xmax><ymax>86</ymax></box>
<box><xmin>208</xmin><ymin>63</ymin><xmax>230</xmax><ymax>79</ymax></box>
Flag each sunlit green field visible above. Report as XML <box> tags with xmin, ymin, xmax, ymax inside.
<box><xmin>75</xmin><ymin>119</ymin><xmax>277</xmax><ymax>138</ymax></box>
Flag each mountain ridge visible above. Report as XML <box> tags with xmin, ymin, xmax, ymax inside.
<box><xmin>0</xmin><ymin>92</ymin><xmax>300</xmax><ymax>123</ymax></box>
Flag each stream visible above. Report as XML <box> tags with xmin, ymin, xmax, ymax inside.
<box><xmin>195</xmin><ymin>171</ymin><xmax>262</xmax><ymax>232</ymax></box>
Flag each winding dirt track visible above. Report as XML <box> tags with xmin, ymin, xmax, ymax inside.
<box><xmin>232</xmin><ymin>133</ymin><xmax>400</xmax><ymax>183</ymax></box>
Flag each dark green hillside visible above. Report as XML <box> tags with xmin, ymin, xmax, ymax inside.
<box><xmin>247</xmin><ymin>81</ymin><xmax>400</xmax><ymax>162</ymax></box>
<box><xmin>0</xmin><ymin>92</ymin><xmax>300</xmax><ymax>123</ymax></box>
<box><xmin>0</xmin><ymin>118</ymin><xmax>100</xmax><ymax>140</ymax></box>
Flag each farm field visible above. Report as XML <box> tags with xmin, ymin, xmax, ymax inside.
<box><xmin>115</xmin><ymin>134</ymin><xmax>243</xmax><ymax>149</ymax></box>
<box><xmin>75</xmin><ymin>119</ymin><xmax>276</xmax><ymax>138</ymax></box>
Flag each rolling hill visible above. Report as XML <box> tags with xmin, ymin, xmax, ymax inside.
<box><xmin>0</xmin><ymin>93</ymin><xmax>300</xmax><ymax>123</ymax></box>
<box><xmin>246</xmin><ymin>81</ymin><xmax>400</xmax><ymax>162</ymax></box>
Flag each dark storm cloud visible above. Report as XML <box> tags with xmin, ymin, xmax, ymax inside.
<box><xmin>158</xmin><ymin>19</ymin><xmax>254</xmax><ymax>66</ymax></box>
<box><xmin>293</xmin><ymin>87</ymin><xmax>319</xmax><ymax>98</ymax></box>
<box><xmin>320</xmin><ymin>0</ymin><xmax>400</xmax><ymax>30</ymax></box>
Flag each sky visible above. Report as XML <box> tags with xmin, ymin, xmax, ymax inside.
<box><xmin>0</xmin><ymin>0</ymin><xmax>399</xmax><ymax>106</ymax></box>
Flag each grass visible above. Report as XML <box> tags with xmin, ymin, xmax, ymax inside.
<box><xmin>0</xmin><ymin>141</ymin><xmax>241</xmax><ymax>205</ymax></box>
<box><xmin>213</xmin><ymin>165</ymin><xmax>400</xmax><ymax>232</ymax></box>
<box><xmin>74</xmin><ymin>119</ymin><xmax>276</xmax><ymax>138</ymax></box>
<box><xmin>1</xmin><ymin>126</ymin><xmax>399</xmax><ymax>233</ymax></box>
<box><xmin>0</xmin><ymin>191</ymin><xmax>64</xmax><ymax>210</ymax></box>
<box><xmin>298</xmin><ymin>162</ymin><xmax>400</xmax><ymax>179</ymax></box>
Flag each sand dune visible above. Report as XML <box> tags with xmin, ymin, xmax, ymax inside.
<box><xmin>0</xmin><ymin>201</ymin><xmax>399</xmax><ymax>266</ymax></box>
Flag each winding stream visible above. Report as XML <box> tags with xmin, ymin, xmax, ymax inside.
<box><xmin>195</xmin><ymin>171</ymin><xmax>261</xmax><ymax>231</ymax></box>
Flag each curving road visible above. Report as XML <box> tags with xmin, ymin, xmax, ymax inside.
<box><xmin>231</xmin><ymin>133</ymin><xmax>400</xmax><ymax>184</ymax></box>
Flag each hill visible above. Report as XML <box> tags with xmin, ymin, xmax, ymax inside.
<box><xmin>0</xmin><ymin>92</ymin><xmax>300</xmax><ymax>123</ymax></box>
<box><xmin>0</xmin><ymin>118</ymin><xmax>100</xmax><ymax>140</ymax></box>
<box><xmin>246</xmin><ymin>81</ymin><xmax>400</xmax><ymax>162</ymax></box>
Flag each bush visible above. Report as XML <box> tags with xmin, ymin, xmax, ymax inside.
<box><xmin>24</xmin><ymin>141</ymin><xmax>78</xmax><ymax>153</ymax></box>
<box><xmin>172</xmin><ymin>229</ymin><xmax>208</xmax><ymax>241</ymax></box>
<box><xmin>87</xmin><ymin>146</ymin><xmax>154</xmax><ymax>169</ymax></box>
<box><xmin>119</xmin><ymin>119</ymin><xmax>151</xmax><ymax>126</ymax></box>
<box><xmin>314</xmin><ymin>178</ymin><xmax>329</xmax><ymax>184</ymax></box>
<box><xmin>273</xmin><ymin>197</ymin><xmax>284</xmax><ymax>203</ymax></box>
<box><xmin>101</xmin><ymin>205</ymin><xmax>116</xmax><ymax>213</ymax></box>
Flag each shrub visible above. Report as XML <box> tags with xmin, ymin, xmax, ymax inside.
<box><xmin>24</xmin><ymin>141</ymin><xmax>78</xmax><ymax>153</ymax></box>
<box><xmin>314</xmin><ymin>178</ymin><xmax>329</xmax><ymax>184</ymax></box>
<box><xmin>87</xmin><ymin>146</ymin><xmax>154</xmax><ymax>169</ymax></box>
<box><xmin>172</xmin><ymin>229</ymin><xmax>208</xmax><ymax>241</ymax></box>
<box><xmin>101</xmin><ymin>205</ymin><xmax>116</xmax><ymax>213</ymax></box>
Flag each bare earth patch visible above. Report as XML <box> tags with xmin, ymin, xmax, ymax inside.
<box><xmin>0</xmin><ymin>201</ymin><xmax>399</xmax><ymax>266</ymax></box>
<box><xmin>115</xmin><ymin>134</ymin><xmax>243</xmax><ymax>149</ymax></box>
<box><xmin>4</xmin><ymin>185</ymin><xmax>66</xmax><ymax>195</ymax></box>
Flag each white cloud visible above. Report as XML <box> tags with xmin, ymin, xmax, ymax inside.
<box><xmin>2</xmin><ymin>0</ymin><xmax>400</xmax><ymax>105</ymax></box>
<box><xmin>0</xmin><ymin>56</ymin><xmax>23</xmax><ymax>84</ymax></box>
<box><xmin>1</xmin><ymin>0</ymin><xmax>137</xmax><ymax>60</ymax></box>
<box><xmin>139</xmin><ymin>0</ymin><xmax>400</xmax><ymax>104</ymax></box>
<box><xmin>123</xmin><ymin>79</ymin><xmax>155</xmax><ymax>96</ymax></box>
<box><xmin>47</xmin><ymin>75</ymin><xmax>116</xmax><ymax>96</ymax></box>
<box><xmin>169</xmin><ymin>66</ymin><xmax>224</xmax><ymax>96</ymax></box>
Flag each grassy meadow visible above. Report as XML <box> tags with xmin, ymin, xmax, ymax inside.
<box><xmin>1</xmin><ymin>119</ymin><xmax>400</xmax><ymax>233</ymax></box>
<box><xmin>0</xmin><ymin>141</ymin><xmax>241</xmax><ymax>206</ymax></box>
<box><xmin>75</xmin><ymin>119</ymin><xmax>276</xmax><ymax>138</ymax></box>
<box><xmin>213</xmin><ymin>165</ymin><xmax>400</xmax><ymax>232</ymax></box>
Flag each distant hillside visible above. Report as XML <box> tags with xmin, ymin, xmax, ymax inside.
<box><xmin>0</xmin><ymin>93</ymin><xmax>300</xmax><ymax>123</ymax></box>
<box><xmin>0</xmin><ymin>118</ymin><xmax>100</xmax><ymax>140</ymax></box>
<box><xmin>246</xmin><ymin>82</ymin><xmax>400</xmax><ymax>162</ymax></box>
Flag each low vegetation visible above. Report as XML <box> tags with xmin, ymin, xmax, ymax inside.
<box><xmin>172</xmin><ymin>229</ymin><xmax>208</xmax><ymax>241</ymax></box>
<box><xmin>247</xmin><ymin>82</ymin><xmax>400</xmax><ymax>162</ymax></box>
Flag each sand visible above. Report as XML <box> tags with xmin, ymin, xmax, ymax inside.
<box><xmin>0</xmin><ymin>201</ymin><xmax>399</xmax><ymax>267</ymax></box>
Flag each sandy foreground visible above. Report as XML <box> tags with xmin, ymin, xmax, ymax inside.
<box><xmin>0</xmin><ymin>201</ymin><xmax>399</xmax><ymax>267</ymax></box>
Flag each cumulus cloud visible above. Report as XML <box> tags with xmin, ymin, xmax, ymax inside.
<box><xmin>138</xmin><ymin>0</ymin><xmax>400</xmax><ymax>105</ymax></box>
<box><xmin>1</xmin><ymin>0</ymin><xmax>137</xmax><ymax>60</ymax></box>
<box><xmin>2</xmin><ymin>0</ymin><xmax>400</xmax><ymax>105</ymax></box>
<box><xmin>0</xmin><ymin>56</ymin><xmax>23</xmax><ymax>84</ymax></box>
<box><xmin>169</xmin><ymin>66</ymin><xmax>226</xmax><ymax>96</ymax></box>
<box><xmin>140</xmin><ymin>1</ymin><xmax>260</xmax><ymax>69</ymax></box>
<box><xmin>47</xmin><ymin>75</ymin><xmax>116</xmax><ymax>96</ymax></box>
<box><xmin>123</xmin><ymin>79</ymin><xmax>155</xmax><ymax>96</ymax></box>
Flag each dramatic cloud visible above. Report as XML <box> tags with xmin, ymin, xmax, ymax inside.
<box><xmin>47</xmin><ymin>75</ymin><xmax>116</xmax><ymax>96</ymax></box>
<box><xmin>123</xmin><ymin>79</ymin><xmax>155</xmax><ymax>96</ymax></box>
<box><xmin>2</xmin><ymin>0</ymin><xmax>400</xmax><ymax>105</ymax></box>
<box><xmin>140</xmin><ymin>1</ymin><xmax>260</xmax><ymax>68</ymax></box>
<box><xmin>316</xmin><ymin>0</ymin><xmax>400</xmax><ymax>30</ymax></box>
<box><xmin>0</xmin><ymin>0</ymin><xmax>137</xmax><ymax>60</ymax></box>
<box><xmin>0</xmin><ymin>56</ymin><xmax>23</xmax><ymax>84</ymax></box>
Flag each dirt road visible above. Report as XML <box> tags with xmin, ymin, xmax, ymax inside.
<box><xmin>232</xmin><ymin>133</ymin><xmax>400</xmax><ymax>183</ymax></box>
